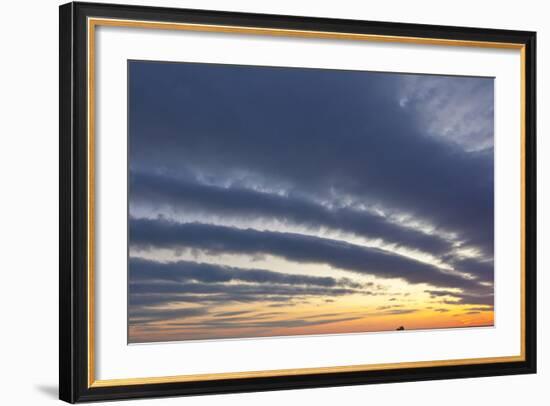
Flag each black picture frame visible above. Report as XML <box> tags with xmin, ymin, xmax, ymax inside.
<box><xmin>60</xmin><ymin>1</ymin><xmax>537</xmax><ymax>403</ymax></box>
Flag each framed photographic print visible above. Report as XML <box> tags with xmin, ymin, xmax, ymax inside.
<box><xmin>59</xmin><ymin>2</ymin><xmax>536</xmax><ymax>403</ymax></box>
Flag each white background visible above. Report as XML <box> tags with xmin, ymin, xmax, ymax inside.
<box><xmin>95</xmin><ymin>23</ymin><xmax>521</xmax><ymax>380</ymax></box>
<box><xmin>0</xmin><ymin>0</ymin><xmax>547</xmax><ymax>404</ymax></box>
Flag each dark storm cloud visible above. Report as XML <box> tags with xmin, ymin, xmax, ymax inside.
<box><xmin>130</xmin><ymin>218</ymin><xmax>485</xmax><ymax>291</ymax></box>
<box><xmin>129</xmin><ymin>257</ymin><xmax>363</xmax><ymax>288</ymax></box>
<box><xmin>130</xmin><ymin>171</ymin><xmax>453</xmax><ymax>255</ymax></box>
<box><xmin>129</xmin><ymin>61</ymin><xmax>494</xmax><ymax>261</ymax></box>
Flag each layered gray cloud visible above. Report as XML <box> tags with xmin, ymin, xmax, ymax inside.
<box><xmin>130</xmin><ymin>218</ymin><xmax>487</xmax><ymax>291</ymax></box>
<box><xmin>130</xmin><ymin>171</ymin><xmax>454</xmax><ymax>255</ymax></box>
<box><xmin>130</xmin><ymin>280</ymin><xmax>360</xmax><ymax>298</ymax></box>
<box><xmin>129</xmin><ymin>257</ymin><xmax>363</xmax><ymax>289</ymax></box>
<box><xmin>128</xmin><ymin>258</ymin><xmax>374</xmax><ymax>315</ymax></box>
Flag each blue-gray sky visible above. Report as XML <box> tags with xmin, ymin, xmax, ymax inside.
<box><xmin>128</xmin><ymin>60</ymin><xmax>494</xmax><ymax>343</ymax></box>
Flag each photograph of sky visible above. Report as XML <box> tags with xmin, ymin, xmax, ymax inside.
<box><xmin>128</xmin><ymin>60</ymin><xmax>494</xmax><ymax>344</ymax></box>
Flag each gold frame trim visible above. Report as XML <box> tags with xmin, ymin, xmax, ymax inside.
<box><xmin>87</xmin><ymin>17</ymin><xmax>527</xmax><ymax>388</ymax></box>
